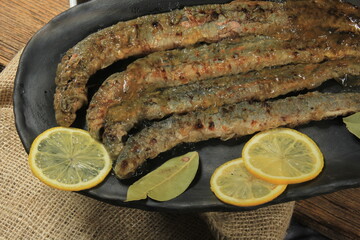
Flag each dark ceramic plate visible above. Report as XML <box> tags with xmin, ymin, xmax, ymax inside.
<box><xmin>14</xmin><ymin>0</ymin><xmax>360</xmax><ymax>212</ymax></box>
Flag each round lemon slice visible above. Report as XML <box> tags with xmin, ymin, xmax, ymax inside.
<box><xmin>242</xmin><ymin>128</ymin><xmax>324</xmax><ymax>185</ymax></box>
<box><xmin>210</xmin><ymin>158</ymin><xmax>287</xmax><ymax>207</ymax></box>
<box><xmin>28</xmin><ymin>127</ymin><xmax>112</xmax><ymax>191</ymax></box>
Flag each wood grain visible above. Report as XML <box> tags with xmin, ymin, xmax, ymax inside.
<box><xmin>294</xmin><ymin>188</ymin><xmax>360</xmax><ymax>240</ymax></box>
<box><xmin>0</xmin><ymin>0</ymin><xmax>68</xmax><ymax>66</ymax></box>
<box><xmin>1</xmin><ymin>0</ymin><xmax>360</xmax><ymax>238</ymax></box>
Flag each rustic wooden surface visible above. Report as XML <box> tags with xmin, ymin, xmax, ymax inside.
<box><xmin>294</xmin><ymin>188</ymin><xmax>360</xmax><ymax>240</ymax></box>
<box><xmin>0</xmin><ymin>0</ymin><xmax>67</xmax><ymax>66</ymax></box>
<box><xmin>1</xmin><ymin>0</ymin><xmax>359</xmax><ymax>239</ymax></box>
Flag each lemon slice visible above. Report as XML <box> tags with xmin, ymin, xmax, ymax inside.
<box><xmin>242</xmin><ymin>128</ymin><xmax>324</xmax><ymax>185</ymax></box>
<box><xmin>210</xmin><ymin>158</ymin><xmax>287</xmax><ymax>207</ymax></box>
<box><xmin>28</xmin><ymin>127</ymin><xmax>112</xmax><ymax>191</ymax></box>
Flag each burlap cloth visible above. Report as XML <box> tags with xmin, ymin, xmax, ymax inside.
<box><xmin>0</xmin><ymin>50</ymin><xmax>295</xmax><ymax>240</ymax></box>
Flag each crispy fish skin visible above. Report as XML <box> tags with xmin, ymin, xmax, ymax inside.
<box><xmin>102</xmin><ymin>58</ymin><xmax>360</xmax><ymax>159</ymax></box>
<box><xmin>55</xmin><ymin>1</ymin><xmax>288</xmax><ymax>127</ymax></box>
<box><xmin>88</xmin><ymin>36</ymin><xmax>282</xmax><ymax>138</ymax></box>
<box><xmin>88</xmin><ymin>32</ymin><xmax>360</xmax><ymax>140</ymax></box>
<box><xmin>114</xmin><ymin>92</ymin><xmax>360</xmax><ymax>179</ymax></box>
<box><xmin>54</xmin><ymin>0</ymin><xmax>360</xmax><ymax>127</ymax></box>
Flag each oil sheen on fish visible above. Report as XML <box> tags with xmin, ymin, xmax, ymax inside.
<box><xmin>54</xmin><ymin>0</ymin><xmax>360</xmax><ymax>127</ymax></box>
<box><xmin>87</xmin><ymin>32</ymin><xmax>360</xmax><ymax>140</ymax></box>
<box><xmin>114</xmin><ymin>92</ymin><xmax>360</xmax><ymax>179</ymax></box>
<box><xmin>102</xmin><ymin>58</ymin><xmax>360</xmax><ymax>159</ymax></box>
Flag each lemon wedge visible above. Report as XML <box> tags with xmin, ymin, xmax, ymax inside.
<box><xmin>242</xmin><ymin>128</ymin><xmax>324</xmax><ymax>184</ymax></box>
<box><xmin>210</xmin><ymin>158</ymin><xmax>287</xmax><ymax>207</ymax></box>
<box><xmin>28</xmin><ymin>127</ymin><xmax>111</xmax><ymax>191</ymax></box>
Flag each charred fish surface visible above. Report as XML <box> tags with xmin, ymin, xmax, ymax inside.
<box><xmin>103</xmin><ymin>58</ymin><xmax>360</xmax><ymax>159</ymax></box>
<box><xmin>54</xmin><ymin>0</ymin><xmax>360</xmax><ymax>127</ymax></box>
<box><xmin>88</xmin><ymin>32</ymin><xmax>360</xmax><ymax>139</ymax></box>
<box><xmin>114</xmin><ymin>92</ymin><xmax>360</xmax><ymax>179</ymax></box>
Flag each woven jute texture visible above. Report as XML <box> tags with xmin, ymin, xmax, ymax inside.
<box><xmin>0</xmin><ymin>50</ymin><xmax>294</xmax><ymax>240</ymax></box>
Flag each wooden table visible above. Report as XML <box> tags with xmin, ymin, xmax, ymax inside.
<box><xmin>1</xmin><ymin>0</ymin><xmax>359</xmax><ymax>239</ymax></box>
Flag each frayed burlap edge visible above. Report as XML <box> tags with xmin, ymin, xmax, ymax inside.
<box><xmin>201</xmin><ymin>202</ymin><xmax>294</xmax><ymax>240</ymax></box>
<box><xmin>0</xmin><ymin>49</ymin><xmax>294</xmax><ymax>240</ymax></box>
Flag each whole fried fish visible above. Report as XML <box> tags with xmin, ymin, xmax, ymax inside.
<box><xmin>114</xmin><ymin>92</ymin><xmax>360</xmax><ymax>179</ymax></box>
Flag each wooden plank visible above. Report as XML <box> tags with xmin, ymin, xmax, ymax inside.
<box><xmin>294</xmin><ymin>187</ymin><xmax>360</xmax><ymax>240</ymax></box>
<box><xmin>0</xmin><ymin>0</ymin><xmax>68</xmax><ymax>66</ymax></box>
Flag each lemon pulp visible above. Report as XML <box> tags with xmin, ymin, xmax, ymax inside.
<box><xmin>29</xmin><ymin>127</ymin><xmax>112</xmax><ymax>191</ymax></box>
<box><xmin>242</xmin><ymin>128</ymin><xmax>324</xmax><ymax>184</ymax></box>
<box><xmin>210</xmin><ymin>158</ymin><xmax>287</xmax><ymax>207</ymax></box>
